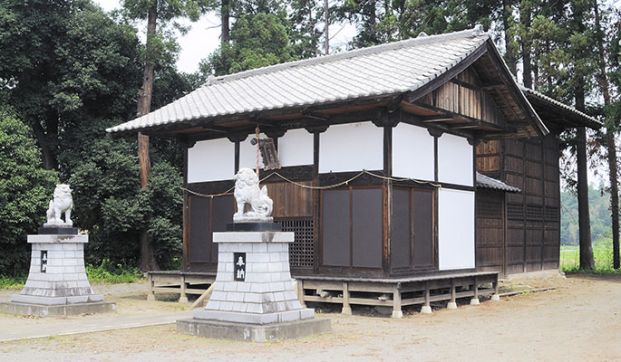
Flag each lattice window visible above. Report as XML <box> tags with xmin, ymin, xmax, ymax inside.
<box><xmin>525</xmin><ymin>205</ymin><xmax>544</xmax><ymax>220</ymax></box>
<box><xmin>544</xmin><ymin>206</ymin><xmax>559</xmax><ymax>222</ymax></box>
<box><xmin>277</xmin><ymin>217</ymin><xmax>315</xmax><ymax>268</ymax></box>
<box><xmin>507</xmin><ymin>203</ymin><xmax>524</xmax><ymax>220</ymax></box>
<box><xmin>477</xmin><ymin>196</ymin><xmax>503</xmax><ymax>219</ymax></box>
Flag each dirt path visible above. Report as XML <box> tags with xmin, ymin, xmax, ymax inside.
<box><xmin>1</xmin><ymin>275</ymin><xmax>620</xmax><ymax>361</ymax></box>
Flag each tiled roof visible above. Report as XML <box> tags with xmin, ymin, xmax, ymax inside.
<box><xmin>520</xmin><ymin>86</ymin><xmax>602</xmax><ymax>129</ymax></box>
<box><xmin>107</xmin><ymin>28</ymin><xmax>492</xmax><ymax>133</ymax></box>
<box><xmin>476</xmin><ymin>172</ymin><xmax>521</xmax><ymax>193</ymax></box>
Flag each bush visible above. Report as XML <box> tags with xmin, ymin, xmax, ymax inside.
<box><xmin>0</xmin><ymin>110</ymin><xmax>57</xmax><ymax>275</ymax></box>
<box><xmin>86</xmin><ymin>259</ymin><xmax>143</xmax><ymax>284</ymax></box>
<box><xmin>69</xmin><ymin>136</ymin><xmax>182</xmax><ymax>271</ymax></box>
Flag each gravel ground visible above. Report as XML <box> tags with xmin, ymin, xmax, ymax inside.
<box><xmin>1</xmin><ymin>274</ymin><xmax>620</xmax><ymax>361</ymax></box>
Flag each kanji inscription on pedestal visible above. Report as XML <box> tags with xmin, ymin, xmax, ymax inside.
<box><xmin>234</xmin><ymin>252</ymin><xmax>246</xmax><ymax>281</ymax></box>
<box><xmin>40</xmin><ymin>250</ymin><xmax>48</xmax><ymax>273</ymax></box>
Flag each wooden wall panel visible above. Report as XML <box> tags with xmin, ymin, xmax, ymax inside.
<box><xmin>188</xmin><ymin>196</ymin><xmax>211</xmax><ymax>263</ymax></box>
<box><xmin>476</xmin><ymin>191</ymin><xmax>505</xmax><ymax>273</ymax></box>
<box><xmin>491</xmin><ymin>134</ymin><xmax>562</xmax><ymax>275</ymax></box>
<box><xmin>321</xmin><ymin>190</ymin><xmax>350</xmax><ymax>267</ymax></box>
<box><xmin>391</xmin><ymin>189</ymin><xmax>411</xmax><ymax>269</ymax></box>
<box><xmin>476</xmin><ymin>140</ymin><xmax>502</xmax><ymax>173</ymax></box>
<box><xmin>211</xmin><ymin>196</ymin><xmax>234</xmax><ymax>263</ymax></box>
<box><xmin>390</xmin><ymin>187</ymin><xmax>435</xmax><ymax>272</ymax></box>
<box><xmin>422</xmin><ymin>68</ymin><xmax>505</xmax><ymax>125</ymax></box>
<box><xmin>504</xmin><ymin>139</ymin><xmax>523</xmax><ymax>156</ymax></box>
<box><xmin>187</xmin><ymin>194</ymin><xmax>234</xmax><ymax>269</ymax></box>
<box><xmin>266</xmin><ymin>181</ymin><xmax>313</xmax><ymax>218</ymax></box>
<box><xmin>412</xmin><ymin>190</ymin><xmax>434</xmax><ymax>269</ymax></box>
<box><xmin>352</xmin><ymin>189</ymin><xmax>383</xmax><ymax>268</ymax></box>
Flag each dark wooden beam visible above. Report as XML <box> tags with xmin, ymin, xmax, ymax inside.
<box><xmin>481</xmin><ymin>83</ymin><xmax>506</xmax><ymax>91</ymax></box>
<box><xmin>419</xmin><ymin>117</ymin><xmax>456</xmax><ymax>123</ymax></box>
<box><xmin>201</xmin><ymin>125</ymin><xmax>229</xmax><ymax>133</ymax></box>
<box><xmin>412</xmin><ymin>102</ymin><xmax>514</xmax><ymax>133</ymax></box>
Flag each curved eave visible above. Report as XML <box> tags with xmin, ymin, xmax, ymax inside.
<box><xmin>521</xmin><ymin>88</ymin><xmax>602</xmax><ymax>130</ymax></box>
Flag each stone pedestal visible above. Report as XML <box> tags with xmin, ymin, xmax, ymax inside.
<box><xmin>0</xmin><ymin>233</ymin><xmax>115</xmax><ymax>317</ymax></box>
<box><xmin>178</xmin><ymin>229</ymin><xmax>330</xmax><ymax>342</ymax></box>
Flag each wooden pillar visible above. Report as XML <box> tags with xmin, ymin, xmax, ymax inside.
<box><xmin>491</xmin><ymin>278</ymin><xmax>501</xmax><ymax>302</ymax></box>
<box><xmin>178</xmin><ymin>275</ymin><xmax>188</xmax><ymax>303</ymax></box>
<box><xmin>391</xmin><ymin>285</ymin><xmax>403</xmax><ymax>318</ymax></box>
<box><xmin>470</xmin><ymin>276</ymin><xmax>480</xmax><ymax>305</ymax></box>
<box><xmin>447</xmin><ymin>279</ymin><xmax>457</xmax><ymax>309</ymax></box>
<box><xmin>297</xmin><ymin>279</ymin><xmax>306</xmax><ymax>307</ymax></box>
<box><xmin>421</xmin><ymin>282</ymin><xmax>432</xmax><ymax>314</ymax></box>
<box><xmin>342</xmin><ymin>282</ymin><xmax>352</xmax><ymax>315</ymax></box>
<box><xmin>147</xmin><ymin>274</ymin><xmax>156</xmax><ymax>302</ymax></box>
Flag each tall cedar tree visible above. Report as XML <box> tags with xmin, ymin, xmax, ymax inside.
<box><xmin>571</xmin><ymin>0</ymin><xmax>596</xmax><ymax>269</ymax></box>
<box><xmin>0</xmin><ymin>0</ymin><xmax>141</xmax><ymax>170</ymax></box>
<box><xmin>593</xmin><ymin>0</ymin><xmax>620</xmax><ymax>269</ymax></box>
<box><xmin>122</xmin><ymin>0</ymin><xmax>209</xmax><ymax>271</ymax></box>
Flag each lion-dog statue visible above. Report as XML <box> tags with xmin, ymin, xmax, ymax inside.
<box><xmin>233</xmin><ymin>168</ymin><xmax>273</xmax><ymax>222</ymax></box>
<box><xmin>45</xmin><ymin>184</ymin><xmax>74</xmax><ymax>226</ymax></box>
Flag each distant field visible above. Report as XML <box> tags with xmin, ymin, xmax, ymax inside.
<box><xmin>561</xmin><ymin>242</ymin><xmax>620</xmax><ymax>273</ymax></box>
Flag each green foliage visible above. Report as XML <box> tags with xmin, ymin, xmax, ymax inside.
<box><xmin>334</xmin><ymin>0</ymin><xmax>494</xmax><ymax>48</ymax></box>
<box><xmin>121</xmin><ymin>0</ymin><xmax>211</xmax><ymax>23</ymax></box>
<box><xmin>561</xmin><ymin>185</ymin><xmax>613</xmax><ymax>246</ymax></box>
<box><xmin>86</xmin><ymin>259</ymin><xmax>143</xmax><ymax>284</ymax></box>
<box><xmin>560</xmin><ymin>241</ymin><xmax>621</xmax><ymax>274</ymax></box>
<box><xmin>0</xmin><ymin>109</ymin><xmax>57</xmax><ymax>275</ymax></box>
<box><xmin>68</xmin><ymin>135</ymin><xmax>183</xmax><ymax>270</ymax></box>
<box><xmin>203</xmin><ymin>12</ymin><xmax>296</xmax><ymax>75</ymax></box>
<box><xmin>0</xmin><ymin>0</ymin><xmax>143</xmax><ymax>169</ymax></box>
<box><xmin>0</xmin><ymin>275</ymin><xmax>26</xmax><ymax>289</ymax></box>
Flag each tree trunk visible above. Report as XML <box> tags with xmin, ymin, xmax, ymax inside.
<box><xmin>324</xmin><ymin>0</ymin><xmax>329</xmax><ymax>54</ymax></box>
<box><xmin>594</xmin><ymin>0</ymin><xmax>620</xmax><ymax>269</ymax></box>
<box><xmin>519</xmin><ymin>1</ymin><xmax>532</xmax><ymax>88</ymax></box>
<box><xmin>137</xmin><ymin>4</ymin><xmax>159</xmax><ymax>272</ymax></box>
<box><xmin>32</xmin><ymin>114</ymin><xmax>59</xmax><ymax>170</ymax></box>
<box><xmin>576</xmin><ymin>82</ymin><xmax>595</xmax><ymax>269</ymax></box>
<box><xmin>221</xmin><ymin>0</ymin><xmax>230</xmax><ymax>46</ymax></box>
<box><xmin>502</xmin><ymin>0</ymin><xmax>517</xmax><ymax>75</ymax></box>
<box><xmin>605</xmin><ymin>131</ymin><xmax>620</xmax><ymax>269</ymax></box>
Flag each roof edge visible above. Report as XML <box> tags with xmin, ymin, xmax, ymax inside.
<box><xmin>206</xmin><ymin>28</ymin><xmax>489</xmax><ymax>86</ymax></box>
<box><xmin>521</xmin><ymin>87</ymin><xmax>602</xmax><ymax>129</ymax></box>
<box><xmin>483</xmin><ymin>40</ymin><xmax>549</xmax><ymax>137</ymax></box>
<box><xmin>476</xmin><ymin>172</ymin><xmax>521</xmax><ymax>193</ymax></box>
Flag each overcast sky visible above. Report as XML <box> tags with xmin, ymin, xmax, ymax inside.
<box><xmin>93</xmin><ymin>0</ymin><xmax>355</xmax><ymax>73</ymax></box>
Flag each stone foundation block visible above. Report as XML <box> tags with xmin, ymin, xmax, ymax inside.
<box><xmin>177</xmin><ymin>317</ymin><xmax>331</xmax><ymax>342</ymax></box>
<box><xmin>0</xmin><ymin>301</ymin><xmax>116</xmax><ymax>317</ymax></box>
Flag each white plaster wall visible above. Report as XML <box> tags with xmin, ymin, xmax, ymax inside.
<box><xmin>438</xmin><ymin>133</ymin><xmax>473</xmax><ymax>186</ymax></box>
<box><xmin>239</xmin><ymin>133</ymin><xmax>265</xmax><ymax>170</ymax></box>
<box><xmin>319</xmin><ymin>122</ymin><xmax>383</xmax><ymax>173</ymax></box>
<box><xmin>278</xmin><ymin>128</ymin><xmax>314</xmax><ymax>167</ymax></box>
<box><xmin>392</xmin><ymin>123</ymin><xmax>435</xmax><ymax>181</ymax></box>
<box><xmin>438</xmin><ymin>189</ymin><xmax>475</xmax><ymax>270</ymax></box>
<box><xmin>187</xmin><ymin>138</ymin><xmax>235</xmax><ymax>183</ymax></box>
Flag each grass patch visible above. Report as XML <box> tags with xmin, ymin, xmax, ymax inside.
<box><xmin>561</xmin><ymin>240</ymin><xmax>621</xmax><ymax>274</ymax></box>
<box><xmin>86</xmin><ymin>260</ymin><xmax>144</xmax><ymax>284</ymax></box>
<box><xmin>0</xmin><ymin>261</ymin><xmax>143</xmax><ymax>290</ymax></box>
<box><xmin>0</xmin><ymin>275</ymin><xmax>26</xmax><ymax>289</ymax></box>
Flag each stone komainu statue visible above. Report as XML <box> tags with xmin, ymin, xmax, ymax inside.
<box><xmin>45</xmin><ymin>184</ymin><xmax>74</xmax><ymax>227</ymax></box>
<box><xmin>233</xmin><ymin>168</ymin><xmax>273</xmax><ymax>222</ymax></box>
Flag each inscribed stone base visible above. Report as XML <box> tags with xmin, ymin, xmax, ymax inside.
<box><xmin>0</xmin><ymin>301</ymin><xmax>116</xmax><ymax>317</ymax></box>
<box><xmin>193</xmin><ymin>307</ymin><xmax>315</xmax><ymax>325</ymax></box>
<box><xmin>11</xmin><ymin>234</ymin><xmax>105</xmax><ymax>310</ymax></box>
<box><xmin>176</xmin><ymin>317</ymin><xmax>331</xmax><ymax>342</ymax></box>
<box><xmin>10</xmin><ymin>293</ymin><xmax>104</xmax><ymax>305</ymax></box>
